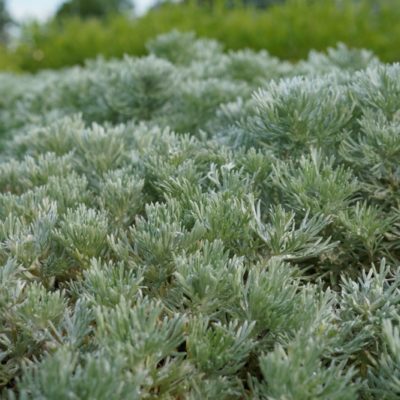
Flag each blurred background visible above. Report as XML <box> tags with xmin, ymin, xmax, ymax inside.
<box><xmin>0</xmin><ymin>0</ymin><xmax>399</xmax><ymax>72</ymax></box>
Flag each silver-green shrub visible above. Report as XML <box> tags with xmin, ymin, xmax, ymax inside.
<box><xmin>1</xmin><ymin>31</ymin><xmax>399</xmax><ymax>399</ymax></box>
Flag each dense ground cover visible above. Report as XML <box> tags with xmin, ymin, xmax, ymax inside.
<box><xmin>3</xmin><ymin>0</ymin><xmax>400</xmax><ymax>72</ymax></box>
<box><xmin>1</xmin><ymin>31</ymin><xmax>400</xmax><ymax>398</ymax></box>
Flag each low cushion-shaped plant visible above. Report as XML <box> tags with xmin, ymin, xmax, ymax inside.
<box><xmin>1</xmin><ymin>31</ymin><xmax>400</xmax><ymax>399</ymax></box>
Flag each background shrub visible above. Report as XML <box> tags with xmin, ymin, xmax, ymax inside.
<box><xmin>2</xmin><ymin>0</ymin><xmax>399</xmax><ymax>72</ymax></box>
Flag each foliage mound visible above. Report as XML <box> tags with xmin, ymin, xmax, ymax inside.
<box><xmin>1</xmin><ymin>31</ymin><xmax>400</xmax><ymax>399</ymax></box>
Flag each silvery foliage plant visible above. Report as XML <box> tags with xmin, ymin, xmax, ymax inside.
<box><xmin>1</xmin><ymin>31</ymin><xmax>400</xmax><ymax>399</ymax></box>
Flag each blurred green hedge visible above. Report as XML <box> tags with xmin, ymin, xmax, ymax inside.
<box><xmin>5</xmin><ymin>0</ymin><xmax>400</xmax><ymax>72</ymax></box>
<box><xmin>0</xmin><ymin>45</ymin><xmax>19</xmax><ymax>71</ymax></box>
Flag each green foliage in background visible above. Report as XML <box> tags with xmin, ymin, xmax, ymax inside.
<box><xmin>1</xmin><ymin>31</ymin><xmax>400</xmax><ymax>398</ymax></box>
<box><xmin>56</xmin><ymin>0</ymin><xmax>134</xmax><ymax>19</ymax></box>
<box><xmin>0</xmin><ymin>46</ymin><xmax>17</xmax><ymax>70</ymax></box>
<box><xmin>0</xmin><ymin>0</ymin><xmax>398</xmax><ymax>72</ymax></box>
<box><xmin>0</xmin><ymin>0</ymin><xmax>10</xmax><ymax>40</ymax></box>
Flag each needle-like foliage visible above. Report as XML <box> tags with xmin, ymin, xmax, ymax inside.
<box><xmin>0</xmin><ymin>31</ymin><xmax>400</xmax><ymax>399</ymax></box>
